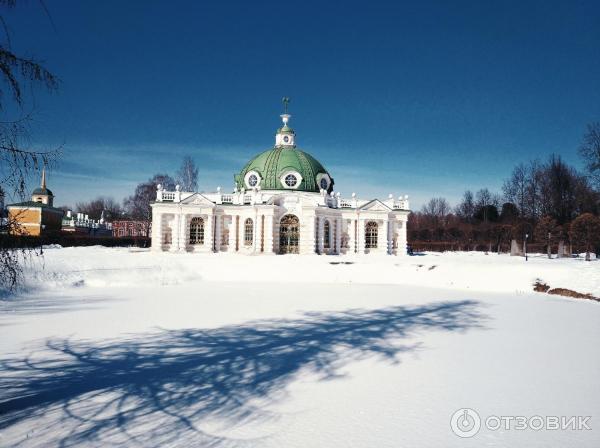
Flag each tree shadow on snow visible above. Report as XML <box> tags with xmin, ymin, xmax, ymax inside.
<box><xmin>0</xmin><ymin>300</ymin><xmax>486</xmax><ymax>447</ymax></box>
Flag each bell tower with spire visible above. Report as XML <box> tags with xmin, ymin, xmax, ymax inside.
<box><xmin>275</xmin><ymin>97</ymin><xmax>296</xmax><ymax>148</ymax></box>
<box><xmin>31</xmin><ymin>167</ymin><xmax>55</xmax><ymax>206</ymax></box>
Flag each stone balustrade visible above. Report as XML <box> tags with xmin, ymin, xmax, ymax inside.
<box><xmin>155</xmin><ymin>185</ymin><xmax>410</xmax><ymax>211</ymax></box>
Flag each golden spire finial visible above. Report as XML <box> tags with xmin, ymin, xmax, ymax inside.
<box><xmin>41</xmin><ymin>167</ymin><xmax>46</xmax><ymax>189</ymax></box>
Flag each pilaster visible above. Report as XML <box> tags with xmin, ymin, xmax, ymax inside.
<box><xmin>151</xmin><ymin>207</ymin><xmax>162</xmax><ymax>251</ymax></box>
<box><xmin>335</xmin><ymin>217</ymin><xmax>342</xmax><ymax>254</ymax></box>
<box><xmin>357</xmin><ymin>218</ymin><xmax>365</xmax><ymax>254</ymax></box>
<box><xmin>264</xmin><ymin>214</ymin><xmax>274</xmax><ymax>254</ymax></box>
<box><xmin>214</xmin><ymin>213</ymin><xmax>222</xmax><ymax>253</ymax></box>
<box><xmin>299</xmin><ymin>210</ymin><xmax>316</xmax><ymax>254</ymax></box>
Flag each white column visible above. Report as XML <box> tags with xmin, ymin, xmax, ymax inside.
<box><xmin>335</xmin><ymin>217</ymin><xmax>342</xmax><ymax>254</ymax></box>
<box><xmin>179</xmin><ymin>213</ymin><xmax>188</xmax><ymax>252</ymax></box>
<box><xmin>170</xmin><ymin>212</ymin><xmax>180</xmax><ymax>252</ymax></box>
<box><xmin>151</xmin><ymin>207</ymin><xmax>162</xmax><ymax>251</ymax></box>
<box><xmin>346</xmin><ymin>218</ymin><xmax>355</xmax><ymax>254</ymax></box>
<box><xmin>205</xmin><ymin>212</ymin><xmax>214</xmax><ymax>252</ymax></box>
<box><xmin>253</xmin><ymin>210</ymin><xmax>259</xmax><ymax>252</ymax></box>
<box><xmin>215</xmin><ymin>213</ymin><xmax>222</xmax><ymax>253</ymax></box>
<box><xmin>227</xmin><ymin>215</ymin><xmax>236</xmax><ymax>250</ymax></box>
<box><xmin>234</xmin><ymin>215</ymin><xmax>240</xmax><ymax>251</ymax></box>
<box><xmin>317</xmin><ymin>216</ymin><xmax>324</xmax><ymax>254</ymax></box>
<box><xmin>384</xmin><ymin>217</ymin><xmax>391</xmax><ymax>255</ymax></box>
<box><xmin>398</xmin><ymin>218</ymin><xmax>407</xmax><ymax>256</ymax></box>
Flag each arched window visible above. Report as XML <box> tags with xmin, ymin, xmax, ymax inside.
<box><xmin>189</xmin><ymin>217</ymin><xmax>204</xmax><ymax>245</ymax></box>
<box><xmin>323</xmin><ymin>220</ymin><xmax>330</xmax><ymax>249</ymax></box>
<box><xmin>163</xmin><ymin>227</ymin><xmax>172</xmax><ymax>245</ymax></box>
<box><xmin>221</xmin><ymin>228</ymin><xmax>229</xmax><ymax>246</ymax></box>
<box><xmin>365</xmin><ymin>221</ymin><xmax>378</xmax><ymax>249</ymax></box>
<box><xmin>244</xmin><ymin>218</ymin><xmax>253</xmax><ymax>246</ymax></box>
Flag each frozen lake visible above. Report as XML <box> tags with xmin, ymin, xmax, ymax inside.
<box><xmin>1</xmin><ymin>247</ymin><xmax>599</xmax><ymax>447</ymax></box>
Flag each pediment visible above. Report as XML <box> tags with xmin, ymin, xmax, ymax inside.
<box><xmin>359</xmin><ymin>199</ymin><xmax>391</xmax><ymax>212</ymax></box>
<box><xmin>180</xmin><ymin>193</ymin><xmax>215</xmax><ymax>207</ymax></box>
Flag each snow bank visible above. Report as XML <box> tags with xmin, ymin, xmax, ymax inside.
<box><xmin>19</xmin><ymin>246</ymin><xmax>600</xmax><ymax>298</ymax></box>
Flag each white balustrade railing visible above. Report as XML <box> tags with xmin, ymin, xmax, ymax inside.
<box><xmin>162</xmin><ymin>192</ymin><xmax>175</xmax><ymax>201</ymax></box>
<box><xmin>393</xmin><ymin>200</ymin><xmax>408</xmax><ymax>210</ymax></box>
<box><xmin>156</xmin><ymin>187</ymin><xmax>410</xmax><ymax>211</ymax></box>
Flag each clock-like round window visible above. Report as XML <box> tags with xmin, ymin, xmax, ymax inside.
<box><xmin>248</xmin><ymin>174</ymin><xmax>258</xmax><ymax>187</ymax></box>
<box><xmin>320</xmin><ymin>178</ymin><xmax>328</xmax><ymax>190</ymax></box>
<box><xmin>283</xmin><ymin>135</ymin><xmax>290</xmax><ymax>143</ymax></box>
<box><xmin>285</xmin><ymin>174</ymin><xmax>298</xmax><ymax>187</ymax></box>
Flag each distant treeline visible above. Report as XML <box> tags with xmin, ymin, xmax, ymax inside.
<box><xmin>0</xmin><ymin>234</ymin><xmax>151</xmax><ymax>249</ymax></box>
<box><xmin>409</xmin><ymin>131</ymin><xmax>600</xmax><ymax>259</ymax></box>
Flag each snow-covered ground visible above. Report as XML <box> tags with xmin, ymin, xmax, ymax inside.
<box><xmin>1</xmin><ymin>247</ymin><xmax>599</xmax><ymax>447</ymax></box>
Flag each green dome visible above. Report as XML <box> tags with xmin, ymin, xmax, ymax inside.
<box><xmin>277</xmin><ymin>124</ymin><xmax>294</xmax><ymax>134</ymax></box>
<box><xmin>32</xmin><ymin>187</ymin><xmax>53</xmax><ymax>196</ymax></box>
<box><xmin>235</xmin><ymin>147</ymin><xmax>334</xmax><ymax>193</ymax></box>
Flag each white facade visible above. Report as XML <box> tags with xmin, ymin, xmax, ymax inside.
<box><xmin>150</xmin><ymin>107</ymin><xmax>410</xmax><ymax>255</ymax></box>
<box><xmin>151</xmin><ymin>188</ymin><xmax>409</xmax><ymax>255</ymax></box>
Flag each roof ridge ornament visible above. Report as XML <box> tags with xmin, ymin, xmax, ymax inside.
<box><xmin>281</xmin><ymin>96</ymin><xmax>291</xmax><ymax>126</ymax></box>
<box><xmin>282</xmin><ymin>97</ymin><xmax>290</xmax><ymax>114</ymax></box>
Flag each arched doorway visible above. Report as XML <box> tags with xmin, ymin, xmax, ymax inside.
<box><xmin>279</xmin><ymin>214</ymin><xmax>300</xmax><ymax>254</ymax></box>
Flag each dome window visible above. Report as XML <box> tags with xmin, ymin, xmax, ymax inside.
<box><xmin>279</xmin><ymin>170</ymin><xmax>303</xmax><ymax>189</ymax></box>
<box><xmin>316</xmin><ymin>173</ymin><xmax>332</xmax><ymax>192</ymax></box>
<box><xmin>244</xmin><ymin>171</ymin><xmax>261</xmax><ymax>189</ymax></box>
<box><xmin>285</xmin><ymin>174</ymin><xmax>298</xmax><ymax>187</ymax></box>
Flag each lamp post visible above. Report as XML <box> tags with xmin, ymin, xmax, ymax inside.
<box><xmin>525</xmin><ymin>233</ymin><xmax>529</xmax><ymax>261</ymax></box>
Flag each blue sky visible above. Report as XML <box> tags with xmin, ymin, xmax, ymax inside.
<box><xmin>4</xmin><ymin>0</ymin><xmax>600</xmax><ymax>209</ymax></box>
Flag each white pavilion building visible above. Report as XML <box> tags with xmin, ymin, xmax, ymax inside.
<box><xmin>151</xmin><ymin>105</ymin><xmax>410</xmax><ymax>255</ymax></box>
